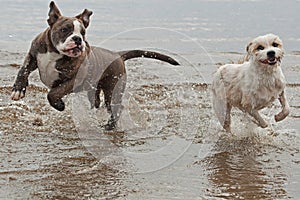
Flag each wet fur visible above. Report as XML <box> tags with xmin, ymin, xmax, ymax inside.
<box><xmin>11</xmin><ymin>2</ymin><xmax>179</xmax><ymax>130</ymax></box>
<box><xmin>212</xmin><ymin>34</ymin><xmax>290</xmax><ymax>132</ymax></box>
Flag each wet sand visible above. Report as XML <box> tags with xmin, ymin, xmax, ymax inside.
<box><xmin>1</xmin><ymin>53</ymin><xmax>300</xmax><ymax>199</ymax></box>
<box><xmin>1</xmin><ymin>0</ymin><xmax>300</xmax><ymax>199</ymax></box>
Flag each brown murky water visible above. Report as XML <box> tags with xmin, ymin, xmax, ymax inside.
<box><xmin>1</xmin><ymin>55</ymin><xmax>300</xmax><ymax>199</ymax></box>
<box><xmin>1</xmin><ymin>0</ymin><xmax>300</xmax><ymax>199</ymax></box>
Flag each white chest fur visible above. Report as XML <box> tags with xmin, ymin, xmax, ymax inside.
<box><xmin>37</xmin><ymin>52</ymin><xmax>62</xmax><ymax>88</ymax></box>
<box><xmin>244</xmin><ymin>65</ymin><xmax>285</xmax><ymax>109</ymax></box>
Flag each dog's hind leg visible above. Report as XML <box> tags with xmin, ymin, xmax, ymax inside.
<box><xmin>87</xmin><ymin>89</ymin><xmax>96</xmax><ymax>109</ymax></box>
<box><xmin>213</xmin><ymin>98</ymin><xmax>231</xmax><ymax>132</ymax></box>
<box><xmin>212</xmin><ymin>86</ymin><xmax>232</xmax><ymax>132</ymax></box>
<box><xmin>102</xmin><ymin>74</ymin><xmax>126</xmax><ymax>131</ymax></box>
<box><xmin>223</xmin><ymin>103</ymin><xmax>232</xmax><ymax>132</ymax></box>
<box><xmin>94</xmin><ymin>88</ymin><xmax>101</xmax><ymax>108</ymax></box>
<box><xmin>87</xmin><ymin>88</ymin><xmax>101</xmax><ymax>109</ymax></box>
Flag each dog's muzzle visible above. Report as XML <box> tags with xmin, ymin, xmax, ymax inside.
<box><xmin>61</xmin><ymin>36</ymin><xmax>85</xmax><ymax>57</ymax></box>
<box><xmin>260</xmin><ymin>50</ymin><xmax>280</xmax><ymax>65</ymax></box>
<box><xmin>63</xmin><ymin>45</ymin><xmax>83</xmax><ymax>55</ymax></box>
<box><xmin>62</xmin><ymin>44</ymin><xmax>84</xmax><ymax>57</ymax></box>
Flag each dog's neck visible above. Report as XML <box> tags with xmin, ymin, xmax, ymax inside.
<box><xmin>245</xmin><ymin>59</ymin><xmax>285</xmax><ymax>93</ymax></box>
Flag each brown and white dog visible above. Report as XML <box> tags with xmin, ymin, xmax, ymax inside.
<box><xmin>11</xmin><ymin>1</ymin><xmax>179</xmax><ymax>130</ymax></box>
<box><xmin>212</xmin><ymin>34</ymin><xmax>289</xmax><ymax>132</ymax></box>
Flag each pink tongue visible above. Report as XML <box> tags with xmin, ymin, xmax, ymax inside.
<box><xmin>69</xmin><ymin>48</ymin><xmax>82</xmax><ymax>56</ymax></box>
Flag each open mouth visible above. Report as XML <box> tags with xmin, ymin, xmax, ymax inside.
<box><xmin>260</xmin><ymin>57</ymin><xmax>280</xmax><ymax>65</ymax></box>
<box><xmin>63</xmin><ymin>46</ymin><xmax>83</xmax><ymax>55</ymax></box>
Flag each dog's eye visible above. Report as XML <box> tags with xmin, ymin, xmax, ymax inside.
<box><xmin>272</xmin><ymin>42</ymin><xmax>279</xmax><ymax>47</ymax></box>
<box><xmin>257</xmin><ymin>45</ymin><xmax>265</xmax><ymax>51</ymax></box>
<box><xmin>61</xmin><ymin>28</ymin><xmax>69</xmax><ymax>33</ymax></box>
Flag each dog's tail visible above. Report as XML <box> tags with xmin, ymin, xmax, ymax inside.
<box><xmin>118</xmin><ymin>50</ymin><xmax>180</xmax><ymax>66</ymax></box>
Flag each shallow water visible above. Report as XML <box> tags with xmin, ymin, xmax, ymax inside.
<box><xmin>1</xmin><ymin>0</ymin><xmax>300</xmax><ymax>199</ymax></box>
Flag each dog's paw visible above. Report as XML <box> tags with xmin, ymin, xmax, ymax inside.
<box><xmin>104</xmin><ymin>118</ymin><xmax>117</xmax><ymax>131</ymax></box>
<box><xmin>47</xmin><ymin>94</ymin><xmax>65</xmax><ymax>111</ymax></box>
<box><xmin>50</xmin><ymin>99</ymin><xmax>65</xmax><ymax>111</ymax></box>
<box><xmin>53</xmin><ymin>99</ymin><xmax>65</xmax><ymax>111</ymax></box>
<box><xmin>11</xmin><ymin>86</ymin><xmax>26</xmax><ymax>101</ymax></box>
<box><xmin>274</xmin><ymin>110</ymin><xmax>289</xmax><ymax>122</ymax></box>
<box><xmin>259</xmin><ymin>121</ymin><xmax>268</xmax><ymax>128</ymax></box>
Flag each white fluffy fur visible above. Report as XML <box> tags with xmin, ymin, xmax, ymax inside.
<box><xmin>212</xmin><ymin>33</ymin><xmax>290</xmax><ymax>132</ymax></box>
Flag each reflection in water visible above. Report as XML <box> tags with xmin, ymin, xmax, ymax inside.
<box><xmin>203</xmin><ymin>135</ymin><xmax>288</xmax><ymax>199</ymax></box>
<box><xmin>32</xmin><ymin>155</ymin><xmax>127</xmax><ymax>199</ymax></box>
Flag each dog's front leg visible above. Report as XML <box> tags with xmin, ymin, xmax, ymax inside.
<box><xmin>11</xmin><ymin>53</ymin><xmax>37</xmax><ymax>100</ymax></box>
<box><xmin>275</xmin><ymin>91</ymin><xmax>290</xmax><ymax>122</ymax></box>
<box><xmin>248</xmin><ymin>109</ymin><xmax>268</xmax><ymax>128</ymax></box>
<box><xmin>47</xmin><ymin>78</ymin><xmax>75</xmax><ymax>111</ymax></box>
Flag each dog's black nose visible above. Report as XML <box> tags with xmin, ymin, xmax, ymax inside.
<box><xmin>267</xmin><ymin>50</ymin><xmax>276</xmax><ymax>58</ymax></box>
<box><xmin>72</xmin><ymin>36</ymin><xmax>82</xmax><ymax>45</ymax></box>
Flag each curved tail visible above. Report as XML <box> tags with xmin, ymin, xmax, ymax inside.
<box><xmin>118</xmin><ymin>50</ymin><xmax>180</xmax><ymax>65</ymax></box>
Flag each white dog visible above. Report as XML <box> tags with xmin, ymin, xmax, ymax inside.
<box><xmin>212</xmin><ymin>33</ymin><xmax>290</xmax><ymax>132</ymax></box>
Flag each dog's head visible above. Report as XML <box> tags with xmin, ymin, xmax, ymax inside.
<box><xmin>47</xmin><ymin>1</ymin><xmax>93</xmax><ymax>57</ymax></box>
<box><xmin>246</xmin><ymin>34</ymin><xmax>284</xmax><ymax>67</ymax></box>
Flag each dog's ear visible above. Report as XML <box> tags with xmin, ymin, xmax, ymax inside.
<box><xmin>47</xmin><ymin>1</ymin><xmax>62</xmax><ymax>27</ymax></box>
<box><xmin>76</xmin><ymin>9</ymin><xmax>93</xmax><ymax>28</ymax></box>
<box><xmin>244</xmin><ymin>42</ymin><xmax>253</xmax><ymax>61</ymax></box>
<box><xmin>246</xmin><ymin>42</ymin><xmax>252</xmax><ymax>53</ymax></box>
